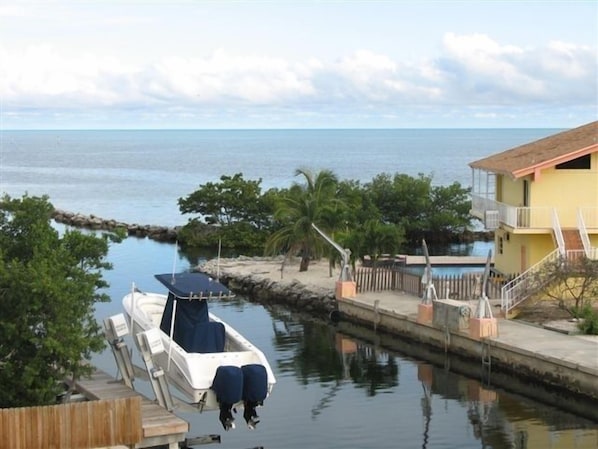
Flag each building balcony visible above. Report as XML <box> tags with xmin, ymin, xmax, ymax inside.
<box><xmin>470</xmin><ymin>195</ymin><xmax>598</xmax><ymax>232</ymax></box>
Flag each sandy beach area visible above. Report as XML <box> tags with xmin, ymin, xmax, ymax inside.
<box><xmin>202</xmin><ymin>256</ymin><xmax>340</xmax><ymax>293</ymax></box>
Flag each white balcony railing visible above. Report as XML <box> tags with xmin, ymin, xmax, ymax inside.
<box><xmin>578</xmin><ymin>208</ymin><xmax>598</xmax><ymax>260</ymax></box>
<box><xmin>551</xmin><ymin>209</ymin><xmax>565</xmax><ymax>256</ymax></box>
<box><xmin>580</xmin><ymin>207</ymin><xmax>598</xmax><ymax>230</ymax></box>
<box><xmin>471</xmin><ymin>195</ymin><xmax>554</xmax><ymax>230</ymax></box>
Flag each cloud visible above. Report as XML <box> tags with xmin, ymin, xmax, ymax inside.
<box><xmin>1</xmin><ymin>32</ymin><xmax>595</xmax><ymax>127</ymax></box>
<box><xmin>0</xmin><ymin>4</ymin><xmax>27</xmax><ymax>17</ymax></box>
<box><xmin>153</xmin><ymin>50</ymin><xmax>317</xmax><ymax>104</ymax></box>
<box><xmin>438</xmin><ymin>32</ymin><xmax>596</xmax><ymax>104</ymax></box>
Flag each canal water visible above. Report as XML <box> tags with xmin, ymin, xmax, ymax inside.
<box><xmin>92</xmin><ymin>236</ymin><xmax>598</xmax><ymax>449</ymax></box>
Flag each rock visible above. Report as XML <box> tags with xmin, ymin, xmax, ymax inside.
<box><xmin>51</xmin><ymin>209</ymin><xmax>179</xmax><ymax>242</ymax></box>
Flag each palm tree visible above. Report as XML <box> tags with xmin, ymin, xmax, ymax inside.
<box><xmin>265</xmin><ymin>168</ymin><xmax>341</xmax><ymax>272</ymax></box>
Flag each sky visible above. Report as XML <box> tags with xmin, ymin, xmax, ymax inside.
<box><xmin>0</xmin><ymin>1</ymin><xmax>596</xmax><ymax>129</ymax></box>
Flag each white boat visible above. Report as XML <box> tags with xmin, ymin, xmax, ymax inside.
<box><xmin>123</xmin><ymin>271</ymin><xmax>276</xmax><ymax>429</ymax></box>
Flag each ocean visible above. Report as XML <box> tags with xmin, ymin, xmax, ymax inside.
<box><xmin>0</xmin><ymin>128</ymin><xmax>560</xmax><ymax>227</ymax></box>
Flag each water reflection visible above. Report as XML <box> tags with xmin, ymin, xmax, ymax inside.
<box><xmin>333</xmin><ymin>324</ymin><xmax>598</xmax><ymax>449</ymax></box>
<box><xmin>264</xmin><ymin>307</ymin><xmax>597</xmax><ymax>449</ymax></box>
<box><xmin>270</xmin><ymin>308</ymin><xmax>399</xmax><ymax>395</ymax></box>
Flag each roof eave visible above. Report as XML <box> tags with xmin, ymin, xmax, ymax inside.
<box><xmin>510</xmin><ymin>143</ymin><xmax>598</xmax><ymax>179</ymax></box>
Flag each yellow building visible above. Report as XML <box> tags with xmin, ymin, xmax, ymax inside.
<box><xmin>469</xmin><ymin>121</ymin><xmax>598</xmax><ymax>314</ymax></box>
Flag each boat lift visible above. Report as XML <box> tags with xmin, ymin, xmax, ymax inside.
<box><xmin>104</xmin><ymin>314</ymin><xmax>174</xmax><ymax>410</ymax></box>
<box><xmin>311</xmin><ymin>223</ymin><xmax>353</xmax><ymax>282</ymax></box>
<box><xmin>104</xmin><ymin>314</ymin><xmax>222</xmax><ymax>447</ymax></box>
<box><xmin>103</xmin><ymin>314</ymin><xmax>135</xmax><ymax>389</ymax></box>
<box><xmin>420</xmin><ymin>239</ymin><xmax>438</xmax><ymax>304</ymax></box>
<box><xmin>474</xmin><ymin>249</ymin><xmax>494</xmax><ymax>320</ymax></box>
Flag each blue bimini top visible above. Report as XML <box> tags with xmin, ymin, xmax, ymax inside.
<box><xmin>154</xmin><ymin>271</ymin><xmax>233</xmax><ymax>300</ymax></box>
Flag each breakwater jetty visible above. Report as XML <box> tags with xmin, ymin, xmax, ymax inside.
<box><xmin>199</xmin><ymin>256</ymin><xmax>598</xmax><ymax>418</ymax></box>
<box><xmin>51</xmin><ymin>209</ymin><xmax>494</xmax><ymax>247</ymax></box>
<box><xmin>52</xmin><ymin>209</ymin><xmax>180</xmax><ymax>242</ymax></box>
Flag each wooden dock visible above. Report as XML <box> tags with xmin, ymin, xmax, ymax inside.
<box><xmin>69</xmin><ymin>368</ymin><xmax>188</xmax><ymax>449</ymax></box>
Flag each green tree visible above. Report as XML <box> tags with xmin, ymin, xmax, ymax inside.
<box><xmin>336</xmin><ymin>179</ymin><xmax>380</xmax><ymax>228</ymax></box>
<box><xmin>265</xmin><ymin>168</ymin><xmax>341</xmax><ymax>272</ymax></box>
<box><xmin>339</xmin><ymin>219</ymin><xmax>405</xmax><ymax>277</ymax></box>
<box><xmin>358</xmin><ymin>219</ymin><xmax>404</xmax><ymax>265</ymax></box>
<box><xmin>425</xmin><ymin>182</ymin><xmax>472</xmax><ymax>237</ymax></box>
<box><xmin>0</xmin><ymin>194</ymin><xmax>120</xmax><ymax>407</ymax></box>
<box><xmin>365</xmin><ymin>172</ymin><xmax>432</xmax><ymax>232</ymax></box>
<box><xmin>178</xmin><ymin>173</ymin><xmax>270</xmax><ymax>227</ymax></box>
<box><xmin>177</xmin><ymin>173</ymin><xmax>273</xmax><ymax>250</ymax></box>
<box><xmin>364</xmin><ymin>173</ymin><xmax>471</xmax><ymax>244</ymax></box>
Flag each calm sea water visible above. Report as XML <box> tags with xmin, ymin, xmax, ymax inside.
<box><xmin>3</xmin><ymin>129</ymin><xmax>596</xmax><ymax>448</ymax></box>
<box><xmin>0</xmin><ymin>128</ymin><xmax>560</xmax><ymax>227</ymax></box>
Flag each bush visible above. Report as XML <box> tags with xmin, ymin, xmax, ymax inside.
<box><xmin>576</xmin><ymin>304</ymin><xmax>598</xmax><ymax>335</ymax></box>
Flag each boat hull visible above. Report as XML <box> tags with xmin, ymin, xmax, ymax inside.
<box><xmin>123</xmin><ymin>291</ymin><xmax>275</xmax><ymax>410</ymax></box>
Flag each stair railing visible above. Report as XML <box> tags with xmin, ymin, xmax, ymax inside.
<box><xmin>501</xmin><ymin>248</ymin><xmax>560</xmax><ymax>317</ymax></box>
<box><xmin>577</xmin><ymin>208</ymin><xmax>594</xmax><ymax>259</ymax></box>
<box><xmin>551</xmin><ymin>208</ymin><xmax>565</xmax><ymax>256</ymax></box>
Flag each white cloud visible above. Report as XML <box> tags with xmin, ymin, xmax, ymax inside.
<box><xmin>1</xmin><ymin>43</ymin><xmax>141</xmax><ymax>107</ymax></box>
<box><xmin>543</xmin><ymin>41</ymin><xmax>594</xmax><ymax>79</ymax></box>
<box><xmin>151</xmin><ymin>50</ymin><xmax>317</xmax><ymax>104</ymax></box>
<box><xmin>0</xmin><ymin>4</ymin><xmax>27</xmax><ymax>17</ymax></box>
<box><xmin>441</xmin><ymin>32</ymin><xmax>544</xmax><ymax>98</ymax></box>
<box><xmin>0</xmin><ymin>30</ymin><xmax>595</xmax><ymax>127</ymax></box>
<box><xmin>439</xmin><ymin>32</ymin><xmax>596</xmax><ymax>104</ymax></box>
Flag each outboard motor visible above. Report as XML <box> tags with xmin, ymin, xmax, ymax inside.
<box><xmin>211</xmin><ymin>366</ymin><xmax>244</xmax><ymax>430</ymax></box>
<box><xmin>241</xmin><ymin>364</ymin><xmax>268</xmax><ymax>429</ymax></box>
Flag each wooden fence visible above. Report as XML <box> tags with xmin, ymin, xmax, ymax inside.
<box><xmin>0</xmin><ymin>396</ymin><xmax>142</xmax><ymax>449</ymax></box>
<box><xmin>355</xmin><ymin>266</ymin><xmax>503</xmax><ymax>300</ymax></box>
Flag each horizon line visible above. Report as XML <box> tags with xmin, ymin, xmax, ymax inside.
<box><xmin>0</xmin><ymin>126</ymin><xmax>568</xmax><ymax>132</ymax></box>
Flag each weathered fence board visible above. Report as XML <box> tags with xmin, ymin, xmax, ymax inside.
<box><xmin>0</xmin><ymin>396</ymin><xmax>142</xmax><ymax>449</ymax></box>
<box><xmin>355</xmin><ymin>266</ymin><xmax>503</xmax><ymax>300</ymax></box>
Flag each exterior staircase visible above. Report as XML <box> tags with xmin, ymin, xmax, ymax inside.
<box><xmin>562</xmin><ymin>229</ymin><xmax>586</xmax><ymax>262</ymax></box>
<box><xmin>501</xmin><ymin>248</ymin><xmax>560</xmax><ymax>318</ymax></box>
<box><xmin>497</xmin><ymin>208</ymin><xmax>598</xmax><ymax>317</ymax></box>
<box><xmin>562</xmin><ymin>229</ymin><xmax>584</xmax><ymax>252</ymax></box>
<box><xmin>501</xmin><ymin>229</ymin><xmax>589</xmax><ymax>317</ymax></box>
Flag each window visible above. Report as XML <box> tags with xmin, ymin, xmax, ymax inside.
<box><xmin>556</xmin><ymin>154</ymin><xmax>591</xmax><ymax>170</ymax></box>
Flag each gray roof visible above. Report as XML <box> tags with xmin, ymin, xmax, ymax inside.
<box><xmin>469</xmin><ymin>121</ymin><xmax>598</xmax><ymax>178</ymax></box>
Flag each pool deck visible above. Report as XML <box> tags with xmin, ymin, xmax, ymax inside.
<box><xmin>338</xmin><ymin>288</ymin><xmax>598</xmax><ymax>403</ymax></box>
<box><xmin>366</xmin><ymin>254</ymin><xmax>492</xmax><ymax>267</ymax></box>
<box><xmin>404</xmin><ymin>255</ymin><xmax>491</xmax><ymax>266</ymax></box>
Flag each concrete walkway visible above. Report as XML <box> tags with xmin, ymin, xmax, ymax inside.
<box><xmin>494</xmin><ymin>319</ymin><xmax>598</xmax><ymax>372</ymax></box>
